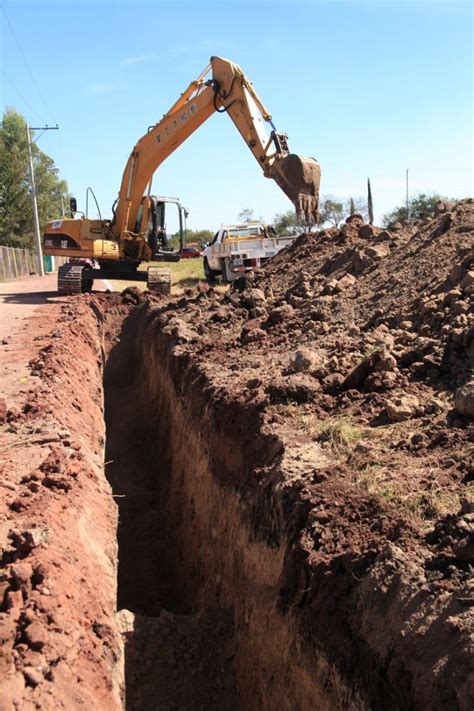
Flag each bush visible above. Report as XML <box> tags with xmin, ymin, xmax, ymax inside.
<box><xmin>383</xmin><ymin>192</ymin><xmax>448</xmax><ymax>228</ymax></box>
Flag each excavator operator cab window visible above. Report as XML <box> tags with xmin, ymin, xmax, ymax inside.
<box><xmin>154</xmin><ymin>201</ymin><xmax>168</xmax><ymax>250</ymax></box>
<box><xmin>134</xmin><ymin>198</ymin><xmax>185</xmax><ymax>259</ymax></box>
<box><xmin>145</xmin><ymin>199</ymin><xmax>185</xmax><ymax>258</ymax></box>
<box><xmin>155</xmin><ymin>202</ymin><xmax>165</xmax><ymax>233</ymax></box>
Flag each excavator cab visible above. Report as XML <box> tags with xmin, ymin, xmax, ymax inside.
<box><xmin>135</xmin><ymin>196</ymin><xmax>188</xmax><ymax>262</ymax></box>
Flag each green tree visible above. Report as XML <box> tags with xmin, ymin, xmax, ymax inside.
<box><xmin>190</xmin><ymin>229</ymin><xmax>214</xmax><ymax>246</ymax></box>
<box><xmin>382</xmin><ymin>192</ymin><xmax>447</xmax><ymax>228</ymax></box>
<box><xmin>319</xmin><ymin>197</ymin><xmax>345</xmax><ymax>227</ymax></box>
<box><xmin>273</xmin><ymin>210</ymin><xmax>297</xmax><ymax>234</ymax></box>
<box><xmin>0</xmin><ymin>108</ymin><xmax>69</xmax><ymax>249</ymax></box>
<box><xmin>272</xmin><ymin>209</ymin><xmax>316</xmax><ymax>234</ymax></box>
<box><xmin>274</xmin><ymin>195</ymin><xmax>369</xmax><ymax>234</ymax></box>
<box><xmin>237</xmin><ymin>208</ymin><xmax>254</xmax><ymax>223</ymax></box>
<box><xmin>169</xmin><ymin>227</ymin><xmax>214</xmax><ymax>250</ymax></box>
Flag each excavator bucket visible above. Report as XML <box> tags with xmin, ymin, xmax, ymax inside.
<box><xmin>269</xmin><ymin>155</ymin><xmax>321</xmax><ymax>224</ymax></box>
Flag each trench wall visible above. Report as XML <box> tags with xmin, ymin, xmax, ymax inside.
<box><xmin>103</xmin><ymin>301</ymin><xmax>468</xmax><ymax>711</ymax></box>
<box><xmin>107</xmin><ymin>307</ymin><xmax>363</xmax><ymax>710</ymax></box>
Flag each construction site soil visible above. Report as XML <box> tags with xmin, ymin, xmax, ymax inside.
<box><xmin>0</xmin><ymin>199</ymin><xmax>473</xmax><ymax>710</ymax></box>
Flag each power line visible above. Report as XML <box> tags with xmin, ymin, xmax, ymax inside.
<box><xmin>1</xmin><ymin>68</ymin><xmax>48</xmax><ymax>124</ymax></box>
<box><xmin>1</xmin><ymin>5</ymin><xmax>57</xmax><ymax>124</ymax></box>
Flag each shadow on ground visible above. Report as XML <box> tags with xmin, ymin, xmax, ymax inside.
<box><xmin>0</xmin><ymin>291</ymin><xmax>67</xmax><ymax>305</ymax></box>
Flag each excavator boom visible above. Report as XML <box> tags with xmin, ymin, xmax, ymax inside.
<box><xmin>43</xmin><ymin>56</ymin><xmax>321</xmax><ymax>296</ymax></box>
<box><xmin>113</xmin><ymin>56</ymin><xmax>320</xmax><ymax>235</ymax></box>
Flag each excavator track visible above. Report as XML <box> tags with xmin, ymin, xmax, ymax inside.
<box><xmin>57</xmin><ymin>264</ymin><xmax>93</xmax><ymax>296</ymax></box>
<box><xmin>147</xmin><ymin>267</ymin><xmax>172</xmax><ymax>295</ymax></box>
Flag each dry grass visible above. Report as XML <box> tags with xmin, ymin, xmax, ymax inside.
<box><xmin>355</xmin><ymin>464</ymin><xmax>471</xmax><ymax>520</ymax></box>
<box><xmin>274</xmin><ymin>407</ymin><xmax>368</xmax><ymax>455</ymax></box>
<box><xmin>107</xmin><ymin>258</ymin><xmax>206</xmax><ymax>293</ymax></box>
<box><xmin>307</xmin><ymin>417</ymin><xmax>367</xmax><ymax>454</ymax></box>
<box><xmin>274</xmin><ymin>405</ymin><xmax>471</xmax><ymax>522</ymax></box>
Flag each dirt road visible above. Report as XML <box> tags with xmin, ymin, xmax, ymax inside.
<box><xmin>0</xmin><ymin>273</ymin><xmax>112</xmax><ymax>340</ymax></box>
<box><xmin>0</xmin><ymin>275</ymin><xmax>65</xmax><ymax>404</ymax></box>
<box><xmin>0</xmin><ymin>273</ymin><xmax>63</xmax><ymax>335</ymax></box>
<box><xmin>0</xmin><ymin>274</ymin><xmax>110</xmax><ymax>401</ymax></box>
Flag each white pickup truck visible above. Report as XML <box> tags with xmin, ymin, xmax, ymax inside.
<box><xmin>202</xmin><ymin>222</ymin><xmax>298</xmax><ymax>283</ymax></box>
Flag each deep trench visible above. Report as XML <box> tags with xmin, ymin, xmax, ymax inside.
<box><xmin>100</xmin><ymin>309</ymin><xmax>350</xmax><ymax>711</ymax></box>
<box><xmin>103</xmin><ymin>312</ymin><xmax>241</xmax><ymax>710</ymax></box>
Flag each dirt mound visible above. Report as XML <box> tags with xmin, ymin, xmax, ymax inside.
<box><xmin>143</xmin><ymin>199</ymin><xmax>473</xmax><ymax>706</ymax></box>
<box><xmin>175</xmin><ymin>201</ymin><xmax>473</xmax><ymax>527</ymax></box>
<box><xmin>0</xmin><ymin>200</ymin><xmax>472</xmax><ymax>710</ymax></box>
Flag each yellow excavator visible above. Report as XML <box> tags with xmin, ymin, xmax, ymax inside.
<box><xmin>42</xmin><ymin>56</ymin><xmax>321</xmax><ymax>295</ymax></box>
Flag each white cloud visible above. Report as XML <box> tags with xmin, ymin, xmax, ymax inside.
<box><xmin>120</xmin><ymin>52</ymin><xmax>158</xmax><ymax>67</ymax></box>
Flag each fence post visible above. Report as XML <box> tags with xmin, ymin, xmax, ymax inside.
<box><xmin>0</xmin><ymin>246</ymin><xmax>45</xmax><ymax>278</ymax></box>
<box><xmin>7</xmin><ymin>248</ymin><xmax>13</xmax><ymax>278</ymax></box>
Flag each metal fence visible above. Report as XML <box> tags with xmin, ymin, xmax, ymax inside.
<box><xmin>0</xmin><ymin>246</ymin><xmax>67</xmax><ymax>279</ymax></box>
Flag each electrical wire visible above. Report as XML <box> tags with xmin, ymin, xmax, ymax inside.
<box><xmin>0</xmin><ymin>68</ymin><xmax>47</xmax><ymax>124</ymax></box>
<box><xmin>1</xmin><ymin>5</ymin><xmax>57</xmax><ymax>124</ymax></box>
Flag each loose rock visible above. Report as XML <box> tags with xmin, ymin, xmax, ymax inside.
<box><xmin>385</xmin><ymin>395</ymin><xmax>420</xmax><ymax>421</ymax></box>
<box><xmin>454</xmin><ymin>381</ymin><xmax>474</xmax><ymax>419</ymax></box>
<box><xmin>290</xmin><ymin>348</ymin><xmax>323</xmax><ymax>373</ymax></box>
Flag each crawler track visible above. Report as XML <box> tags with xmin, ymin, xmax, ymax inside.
<box><xmin>57</xmin><ymin>263</ymin><xmax>93</xmax><ymax>295</ymax></box>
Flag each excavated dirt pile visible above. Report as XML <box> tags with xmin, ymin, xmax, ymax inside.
<box><xmin>0</xmin><ymin>199</ymin><xmax>473</xmax><ymax>710</ymax></box>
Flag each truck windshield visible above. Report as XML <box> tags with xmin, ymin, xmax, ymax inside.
<box><xmin>228</xmin><ymin>226</ymin><xmax>261</xmax><ymax>238</ymax></box>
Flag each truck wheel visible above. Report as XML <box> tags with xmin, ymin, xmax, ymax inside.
<box><xmin>147</xmin><ymin>267</ymin><xmax>171</xmax><ymax>295</ymax></box>
<box><xmin>58</xmin><ymin>264</ymin><xmax>94</xmax><ymax>295</ymax></box>
<box><xmin>204</xmin><ymin>258</ymin><xmax>218</xmax><ymax>285</ymax></box>
<box><xmin>221</xmin><ymin>258</ymin><xmax>237</xmax><ymax>284</ymax></box>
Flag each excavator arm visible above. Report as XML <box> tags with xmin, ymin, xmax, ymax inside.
<box><xmin>113</xmin><ymin>56</ymin><xmax>320</xmax><ymax>238</ymax></box>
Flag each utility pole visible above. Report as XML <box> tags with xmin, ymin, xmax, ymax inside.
<box><xmin>26</xmin><ymin>124</ymin><xmax>59</xmax><ymax>276</ymax></box>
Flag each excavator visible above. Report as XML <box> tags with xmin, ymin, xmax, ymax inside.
<box><xmin>42</xmin><ymin>56</ymin><xmax>321</xmax><ymax>295</ymax></box>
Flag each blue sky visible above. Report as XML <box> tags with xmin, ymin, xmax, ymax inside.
<box><xmin>1</xmin><ymin>0</ymin><xmax>472</xmax><ymax>229</ymax></box>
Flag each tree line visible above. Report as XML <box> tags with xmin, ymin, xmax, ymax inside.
<box><xmin>0</xmin><ymin>109</ymin><xmax>69</xmax><ymax>249</ymax></box>
<box><xmin>0</xmin><ymin>107</ymin><xmax>450</xmax><ymax>250</ymax></box>
<box><xmin>241</xmin><ymin>190</ymin><xmax>448</xmax><ymax>236</ymax></box>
